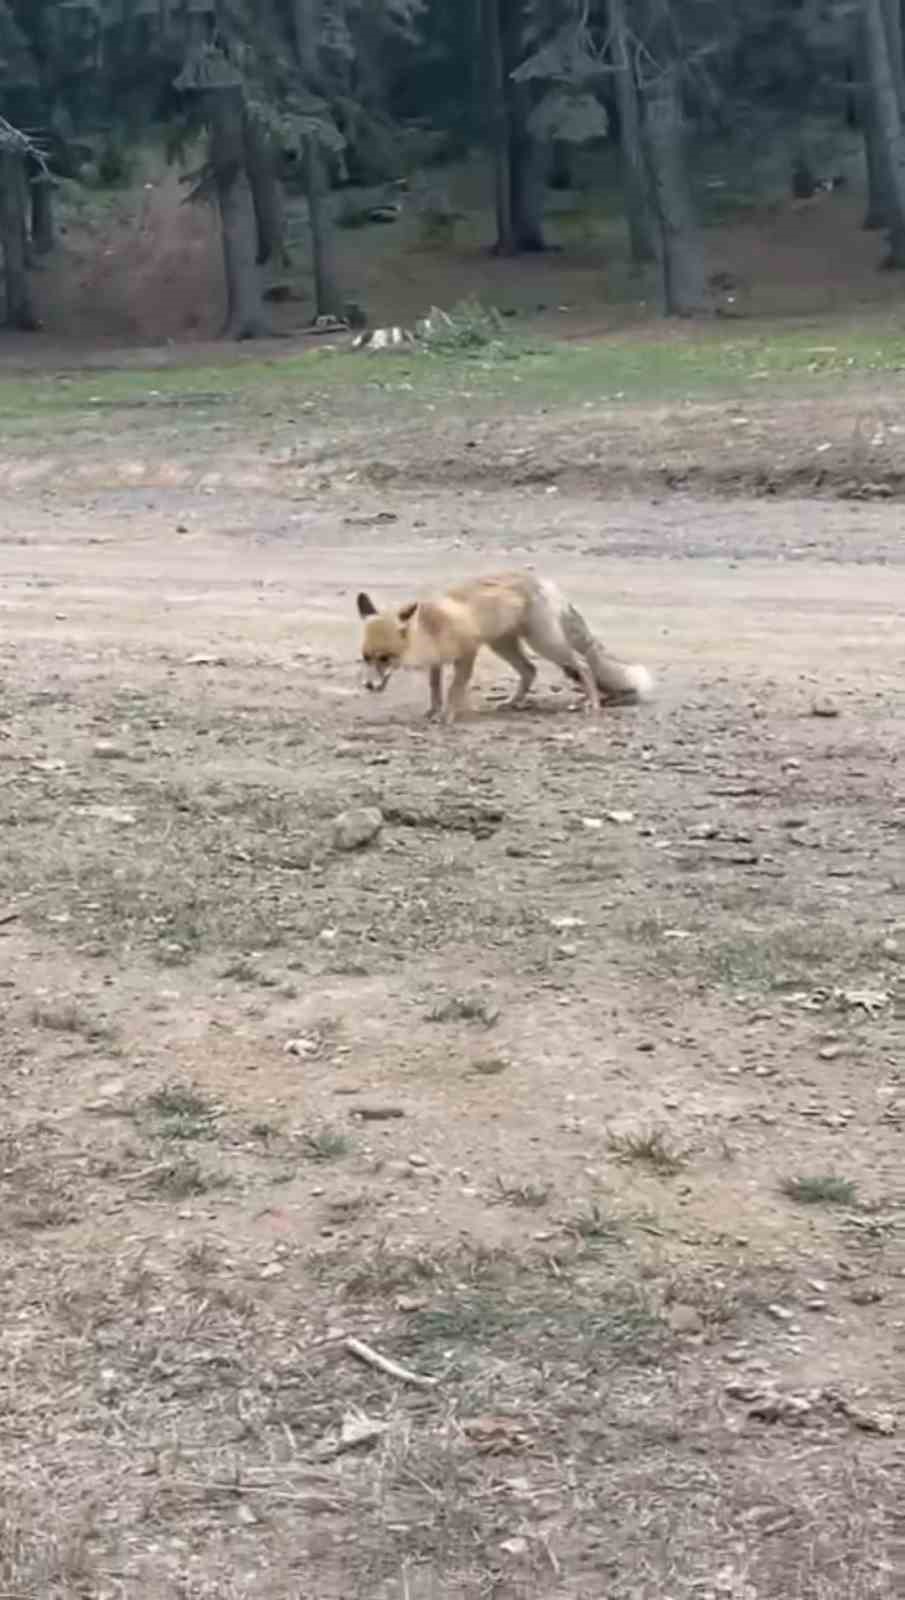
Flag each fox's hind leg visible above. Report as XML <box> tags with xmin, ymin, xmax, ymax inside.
<box><xmin>523</xmin><ymin>613</ymin><xmax>600</xmax><ymax>714</ymax></box>
<box><xmin>488</xmin><ymin>635</ymin><xmax>537</xmax><ymax>708</ymax></box>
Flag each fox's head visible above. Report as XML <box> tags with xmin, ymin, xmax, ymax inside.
<box><xmin>356</xmin><ymin>592</ymin><xmax>417</xmax><ymax>692</ymax></box>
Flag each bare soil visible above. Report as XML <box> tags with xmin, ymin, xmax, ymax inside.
<box><xmin>1</xmin><ymin>389</ymin><xmax>904</xmax><ymax>1599</ymax></box>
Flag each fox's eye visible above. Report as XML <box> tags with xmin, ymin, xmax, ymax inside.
<box><xmin>376</xmin><ymin>654</ymin><xmax>391</xmax><ymax>667</ymax></box>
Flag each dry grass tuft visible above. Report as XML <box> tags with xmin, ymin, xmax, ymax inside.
<box><xmin>608</xmin><ymin>1126</ymin><xmax>687</xmax><ymax>1176</ymax></box>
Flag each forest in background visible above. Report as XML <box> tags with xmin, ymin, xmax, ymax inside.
<box><xmin>2</xmin><ymin>1</ymin><xmax>905</xmax><ymax>341</ymax></box>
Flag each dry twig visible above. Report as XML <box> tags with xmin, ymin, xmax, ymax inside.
<box><xmin>344</xmin><ymin>1336</ymin><xmax>439</xmax><ymax>1390</ymax></box>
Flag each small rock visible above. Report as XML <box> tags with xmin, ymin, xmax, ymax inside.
<box><xmin>668</xmin><ymin>1303</ymin><xmax>705</xmax><ymax>1336</ymax></box>
<box><xmin>408</xmin><ymin>1153</ymin><xmax>429</xmax><ymax>1168</ymax></box>
<box><xmin>818</xmin><ymin>1043</ymin><xmax>842</xmax><ymax>1061</ymax></box>
<box><xmin>605</xmin><ymin>810</ymin><xmax>635</xmax><ymax>825</ymax></box>
<box><xmin>332</xmin><ymin>806</ymin><xmax>383</xmax><ymax>851</ymax></box>
<box><xmin>849</xmin><ymin>1284</ymin><xmax>883</xmax><ymax>1306</ymax></box>
<box><xmin>688</xmin><ymin>821</ymin><xmax>719</xmax><ymax>839</ymax></box>
<box><xmin>811</xmin><ymin>696</ymin><xmax>840</xmax><ymax>719</ymax></box>
<box><xmin>92</xmin><ymin>741</ymin><xmax>128</xmax><ymax>759</ymax></box>
<box><xmin>284</xmin><ymin>1035</ymin><xmax>321</xmax><ymax>1058</ymax></box>
<box><xmin>767</xmin><ymin>1303</ymin><xmax>795</xmax><ymax>1323</ymax></box>
<box><xmin>846</xmin><ymin>1406</ymin><xmax>896</xmax><ymax>1436</ymax></box>
<box><xmin>260</xmin><ymin>1262</ymin><xmax>285</xmax><ymax>1280</ymax></box>
<box><xmin>352</xmin><ymin>1105</ymin><xmax>405</xmax><ymax>1121</ymax></box>
<box><xmin>96</xmin><ymin>1077</ymin><xmax>127</xmax><ymax>1099</ymax></box>
<box><xmin>384</xmin><ymin>1159</ymin><xmax>412</xmax><ymax>1181</ymax></box>
<box><xmin>339</xmin><ymin>1411</ymin><xmax>389</xmax><ymax>1451</ymax></box>
<box><xmin>471</xmin><ymin>1056</ymin><xmax>509</xmax><ymax>1076</ymax></box>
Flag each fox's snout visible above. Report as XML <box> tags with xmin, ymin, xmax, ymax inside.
<box><xmin>362</xmin><ymin>662</ymin><xmax>392</xmax><ymax>693</ymax></box>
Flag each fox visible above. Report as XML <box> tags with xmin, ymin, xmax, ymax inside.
<box><xmin>356</xmin><ymin>570</ymin><xmax>653</xmax><ymax>724</ymax></box>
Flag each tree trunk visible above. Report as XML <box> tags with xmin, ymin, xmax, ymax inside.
<box><xmin>863</xmin><ymin>104</ymin><xmax>890</xmax><ymax>225</ymax></box>
<box><xmin>15</xmin><ymin>161</ymin><xmax>35</xmax><ymax>267</ymax></box>
<box><xmin>611</xmin><ymin>0</ymin><xmax>655</xmax><ymax>266</ymax></box>
<box><xmin>244</xmin><ymin>117</ymin><xmax>288</xmax><ymax>267</ymax></box>
<box><xmin>863</xmin><ymin>0</ymin><xmax>905</xmax><ymax>264</ymax></box>
<box><xmin>855</xmin><ymin>7</ymin><xmax>891</xmax><ymax>225</ymax></box>
<box><xmin>206</xmin><ymin>86</ymin><xmax>270</xmax><ymax>339</ymax></box>
<box><xmin>791</xmin><ymin>146</ymin><xmax>819</xmax><ymax>197</ymax></box>
<box><xmin>509</xmin><ymin>121</ymin><xmax>547</xmax><ymax>250</ymax></box>
<box><xmin>304</xmin><ymin>139</ymin><xmax>344</xmax><ymax>318</ymax></box>
<box><xmin>292</xmin><ymin>0</ymin><xmax>345</xmax><ymax>320</ymax></box>
<box><xmin>503</xmin><ymin>0</ymin><xmax>547</xmax><ymax>251</ymax></box>
<box><xmin>482</xmin><ymin>0</ymin><xmax>513</xmax><ymax>253</ymax></box>
<box><xmin>549</xmin><ymin>141</ymin><xmax>572</xmax><ymax>190</ymax></box>
<box><xmin>0</xmin><ymin>151</ymin><xmax>39</xmax><ymax>331</ymax></box>
<box><xmin>642</xmin><ymin>58</ymin><xmax>709</xmax><ymax>315</ymax></box>
<box><xmin>30</xmin><ymin>173</ymin><xmax>56</xmax><ymax>254</ymax></box>
<box><xmin>887</xmin><ymin>0</ymin><xmax>905</xmax><ymax>105</ymax></box>
<box><xmin>845</xmin><ymin>57</ymin><xmax>858</xmax><ymax>129</ymax></box>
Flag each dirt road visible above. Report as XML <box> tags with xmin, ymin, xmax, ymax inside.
<box><xmin>1</xmin><ymin>484</ymin><xmax>902</xmax><ymax>1599</ymax></box>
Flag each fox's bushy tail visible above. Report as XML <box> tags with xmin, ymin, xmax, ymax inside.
<box><xmin>560</xmin><ymin>602</ymin><xmax>654</xmax><ymax>705</ymax></box>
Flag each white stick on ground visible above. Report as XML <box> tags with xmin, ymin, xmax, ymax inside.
<box><xmin>344</xmin><ymin>1336</ymin><xmax>439</xmax><ymax>1389</ymax></box>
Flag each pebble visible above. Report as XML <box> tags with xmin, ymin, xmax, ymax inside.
<box><xmin>96</xmin><ymin>1077</ymin><xmax>127</xmax><ymax>1098</ymax></box>
<box><xmin>850</xmin><ymin>1284</ymin><xmax>883</xmax><ymax>1305</ymax></box>
<box><xmin>668</xmin><ymin>1303</ymin><xmax>704</xmax><ymax>1336</ymax></box>
<box><xmin>811</xmin><ymin>696</ymin><xmax>840</xmax><ymax>718</ymax></box>
<box><xmin>332</xmin><ymin>806</ymin><xmax>383</xmax><ymax>851</ymax></box>
<box><xmin>471</xmin><ymin>1056</ymin><xmax>509</xmax><ymax>1076</ymax></box>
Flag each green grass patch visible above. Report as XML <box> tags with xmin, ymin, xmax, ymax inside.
<box><xmin>780</xmin><ymin>1173</ymin><xmax>858</xmax><ymax>1207</ymax></box>
<box><xmin>300</xmin><ymin>1126</ymin><xmax>351</xmax><ymax>1163</ymax></box>
<box><xmin>145</xmin><ymin>1081</ymin><xmax>219</xmax><ymax>1141</ymax></box>
<box><xmin>2</xmin><ymin>315</ymin><xmax>905</xmax><ymax>430</ymax></box>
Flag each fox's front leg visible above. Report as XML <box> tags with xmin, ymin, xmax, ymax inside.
<box><xmin>443</xmin><ymin>653</ymin><xmax>477</xmax><ymax>724</ymax></box>
<box><xmin>426</xmin><ymin>666</ymin><xmax>443</xmax><ymax>719</ymax></box>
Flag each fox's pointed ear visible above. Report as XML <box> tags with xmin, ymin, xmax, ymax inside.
<box><xmin>356</xmin><ymin>592</ymin><xmax>378</xmax><ymax>619</ymax></box>
<box><xmin>398</xmin><ymin>602</ymin><xmax>417</xmax><ymax>623</ymax></box>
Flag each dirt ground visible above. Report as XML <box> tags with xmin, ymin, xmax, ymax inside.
<box><xmin>1</xmin><ymin>384</ymin><xmax>904</xmax><ymax>1600</ymax></box>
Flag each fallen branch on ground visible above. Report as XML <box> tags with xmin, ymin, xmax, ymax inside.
<box><xmin>344</xmin><ymin>1336</ymin><xmax>439</xmax><ymax>1389</ymax></box>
